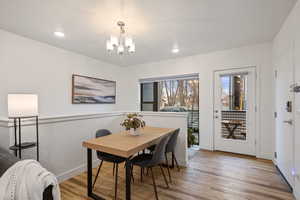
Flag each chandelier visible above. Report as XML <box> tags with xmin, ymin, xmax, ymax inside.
<box><xmin>106</xmin><ymin>21</ymin><xmax>135</xmax><ymax>55</ymax></box>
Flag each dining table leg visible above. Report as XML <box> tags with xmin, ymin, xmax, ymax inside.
<box><xmin>125</xmin><ymin>158</ymin><xmax>132</xmax><ymax>200</ymax></box>
<box><xmin>87</xmin><ymin>148</ymin><xmax>105</xmax><ymax>200</ymax></box>
<box><xmin>87</xmin><ymin>148</ymin><xmax>93</xmax><ymax>197</ymax></box>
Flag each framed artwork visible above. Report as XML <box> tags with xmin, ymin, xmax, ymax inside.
<box><xmin>72</xmin><ymin>74</ymin><xmax>116</xmax><ymax>104</ymax></box>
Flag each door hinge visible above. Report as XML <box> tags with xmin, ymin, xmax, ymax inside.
<box><xmin>274</xmin><ymin>152</ymin><xmax>277</xmax><ymax>159</ymax></box>
<box><xmin>274</xmin><ymin>112</ymin><xmax>277</xmax><ymax>118</ymax></box>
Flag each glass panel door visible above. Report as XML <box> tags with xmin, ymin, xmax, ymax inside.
<box><xmin>214</xmin><ymin>68</ymin><xmax>256</xmax><ymax>155</ymax></box>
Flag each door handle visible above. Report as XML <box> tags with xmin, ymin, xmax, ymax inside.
<box><xmin>283</xmin><ymin>119</ymin><xmax>293</xmax><ymax>125</ymax></box>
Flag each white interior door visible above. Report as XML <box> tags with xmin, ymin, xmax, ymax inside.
<box><xmin>275</xmin><ymin>46</ymin><xmax>295</xmax><ymax>187</ymax></box>
<box><xmin>294</xmin><ymin>32</ymin><xmax>300</xmax><ymax>198</ymax></box>
<box><xmin>214</xmin><ymin>68</ymin><xmax>256</xmax><ymax>156</ymax></box>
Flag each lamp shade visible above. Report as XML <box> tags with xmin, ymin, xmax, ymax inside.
<box><xmin>8</xmin><ymin>94</ymin><xmax>38</xmax><ymax>118</ymax></box>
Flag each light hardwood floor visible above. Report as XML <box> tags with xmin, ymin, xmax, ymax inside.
<box><xmin>60</xmin><ymin>150</ymin><xmax>294</xmax><ymax>200</ymax></box>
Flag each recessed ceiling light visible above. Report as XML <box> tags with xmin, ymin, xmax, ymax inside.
<box><xmin>54</xmin><ymin>31</ymin><xmax>65</xmax><ymax>38</ymax></box>
<box><xmin>172</xmin><ymin>47</ymin><xmax>179</xmax><ymax>54</ymax></box>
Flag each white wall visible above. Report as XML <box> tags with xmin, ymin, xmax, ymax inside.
<box><xmin>273</xmin><ymin>0</ymin><xmax>300</xmax><ymax>198</ymax></box>
<box><xmin>0</xmin><ymin>120</ymin><xmax>9</xmax><ymax>149</ymax></box>
<box><xmin>0</xmin><ymin>29</ymin><xmax>127</xmax><ymax>118</ymax></box>
<box><xmin>125</xmin><ymin>43</ymin><xmax>274</xmax><ymax>159</ymax></box>
<box><xmin>0</xmin><ymin>29</ymin><xmax>188</xmax><ymax>183</ymax></box>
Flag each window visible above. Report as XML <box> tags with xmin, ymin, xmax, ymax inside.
<box><xmin>220</xmin><ymin>73</ymin><xmax>248</xmax><ymax>140</ymax></box>
<box><xmin>140</xmin><ymin>82</ymin><xmax>158</xmax><ymax>111</ymax></box>
<box><xmin>158</xmin><ymin>79</ymin><xmax>199</xmax><ymax>112</ymax></box>
<box><xmin>140</xmin><ymin>75</ymin><xmax>199</xmax><ymax>146</ymax></box>
<box><xmin>221</xmin><ymin>74</ymin><xmax>247</xmax><ymax>111</ymax></box>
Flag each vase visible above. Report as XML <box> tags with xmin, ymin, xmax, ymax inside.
<box><xmin>129</xmin><ymin>128</ymin><xmax>140</xmax><ymax>136</ymax></box>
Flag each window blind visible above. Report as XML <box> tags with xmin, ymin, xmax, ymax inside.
<box><xmin>139</xmin><ymin>73</ymin><xmax>199</xmax><ymax>83</ymax></box>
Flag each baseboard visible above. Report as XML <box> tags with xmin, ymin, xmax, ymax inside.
<box><xmin>256</xmin><ymin>152</ymin><xmax>273</xmax><ymax>160</ymax></box>
<box><xmin>199</xmin><ymin>145</ymin><xmax>213</xmax><ymax>151</ymax></box>
<box><xmin>177</xmin><ymin>158</ymin><xmax>187</xmax><ymax>167</ymax></box>
<box><xmin>294</xmin><ymin>190</ymin><xmax>300</xmax><ymax>200</ymax></box>
<box><xmin>56</xmin><ymin>159</ymin><xmax>100</xmax><ymax>183</ymax></box>
<box><xmin>275</xmin><ymin>165</ymin><xmax>293</xmax><ymax>192</ymax></box>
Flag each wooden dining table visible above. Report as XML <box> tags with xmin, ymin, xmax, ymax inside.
<box><xmin>82</xmin><ymin>126</ymin><xmax>176</xmax><ymax>200</ymax></box>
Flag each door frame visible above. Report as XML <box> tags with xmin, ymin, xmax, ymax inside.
<box><xmin>212</xmin><ymin>66</ymin><xmax>259</xmax><ymax>157</ymax></box>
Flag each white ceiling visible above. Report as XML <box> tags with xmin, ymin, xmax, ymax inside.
<box><xmin>0</xmin><ymin>0</ymin><xmax>296</xmax><ymax>67</ymax></box>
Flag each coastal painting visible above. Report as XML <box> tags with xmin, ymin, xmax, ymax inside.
<box><xmin>72</xmin><ymin>75</ymin><xmax>116</xmax><ymax>104</ymax></box>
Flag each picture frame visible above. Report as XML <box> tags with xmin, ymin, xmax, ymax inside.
<box><xmin>72</xmin><ymin>74</ymin><xmax>116</xmax><ymax>104</ymax></box>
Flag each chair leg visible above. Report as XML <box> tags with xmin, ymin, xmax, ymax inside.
<box><xmin>171</xmin><ymin>152</ymin><xmax>175</xmax><ymax>168</ymax></box>
<box><xmin>113</xmin><ymin>163</ymin><xmax>115</xmax><ymax>176</ymax></box>
<box><xmin>114</xmin><ymin>163</ymin><xmax>119</xmax><ymax>200</ymax></box>
<box><xmin>159</xmin><ymin>164</ymin><xmax>169</xmax><ymax>188</ymax></box>
<box><xmin>165</xmin><ymin>153</ymin><xmax>172</xmax><ymax>183</ymax></box>
<box><xmin>172</xmin><ymin>152</ymin><xmax>180</xmax><ymax>172</ymax></box>
<box><xmin>140</xmin><ymin>167</ymin><xmax>143</xmax><ymax>182</ymax></box>
<box><xmin>131</xmin><ymin>164</ymin><xmax>135</xmax><ymax>183</ymax></box>
<box><xmin>93</xmin><ymin>160</ymin><xmax>103</xmax><ymax>189</ymax></box>
<box><xmin>150</xmin><ymin>167</ymin><xmax>159</xmax><ymax>200</ymax></box>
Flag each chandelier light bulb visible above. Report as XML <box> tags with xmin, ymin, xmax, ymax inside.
<box><xmin>129</xmin><ymin>43</ymin><xmax>135</xmax><ymax>53</ymax></box>
<box><xmin>106</xmin><ymin>40</ymin><xmax>114</xmax><ymax>52</ymax></box>
<box><xmin>125</xmin><ymin>37</ymin><xmax>133</xmax><ymax>48</ymax></box>
<box><xmin>118</xmin><ymin>45</ymin><xmax>124</xmax><ymax>55</ymax></box>
<box><xmin>110</xmin><ymin>36</ymin><xmax>118</xmax><ymax>46</ymax></box>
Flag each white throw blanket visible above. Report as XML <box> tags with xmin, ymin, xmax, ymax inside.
<box><xmin>0</xmin><ymin>160</ymin><xmax>61</xmax><ymax>200</ymax></box>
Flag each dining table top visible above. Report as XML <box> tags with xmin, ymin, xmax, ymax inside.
<box><xmin>82</xmin><ymin>126</ymin><xmax>176</xmax><ymax>158</ymax></box>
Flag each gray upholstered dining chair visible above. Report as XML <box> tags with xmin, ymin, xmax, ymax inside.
<box><xmin>146</xmin><ymin>128</ymin><xmax>180</xmax><ymax>183</ymax></box>
<box><xmin>164</xmin><ymin>128</ymin><xmax>180</xmax><ymax>183</ymax></box>
<box><xmin>93</xmin><ymin>129</ymin><xmax>126</xmax><ymax>200</ymax></box>
<box><xmin>131</xmin><ymin>135</ymin><xmax>170</xmax><ymax>200</ymax></box>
